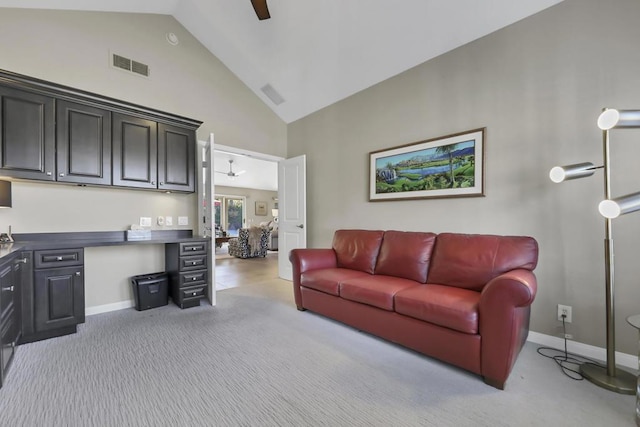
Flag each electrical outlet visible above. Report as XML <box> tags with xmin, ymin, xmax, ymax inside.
<box><xmin>157</xmin><ymin>216</ymin><xmax>165</xmax><ymax>226</ymax></box>
<box><xmin>165</xmin><ymin>216</ymin><xmax>173</xmax><ymax>226</ymax></box>
<box><xmin>557</xmin><ymin>304</ymin><xmax>572</xmax><ymax>323</ymax></box>
<box><xmin>139</xmin><ymin>217</ymin><xmax>152</xmax><ymax>227</ymax></box>
<box><xmin>178</xmin><ymin>216</ymin><xmax>188</xmax><ymax>226</ymax></box>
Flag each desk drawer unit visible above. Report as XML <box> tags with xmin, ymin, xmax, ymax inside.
<box><xmin>165</xmin><ymin>240</ymin><xmax>209</xmax><ymax>309</ymax></box>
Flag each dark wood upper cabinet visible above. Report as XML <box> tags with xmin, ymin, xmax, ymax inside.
<box><xmin>0</xmin><ymin>69</ymin><xmax>201</xmax><ymax>192</ymax></box>
<box><xmin>158</xmin><ymin>123</ymin><xmax>195</xmax><ymax>192</ymax></box>
<box><xmin>112</xmin><ymin>113</ymin><xmax>158</xmax><ymax>189</ymax></box>
<box><xmin>56</xmin><ymin>100</ymin><xmax>112</xmax><ymax>186</ymax></box>
<box><xmin>0</xmin><ymin>86</ymin><xmax>55</xmax><ymax>181</ymax></box>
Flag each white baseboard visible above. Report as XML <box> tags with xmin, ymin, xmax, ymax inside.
<box><xmin>527</xmin><ymin>331</ymin><xmax>638</xmax><ymax>370</ymax></box>
<box><xmin>85</xmin><ymin>300</ymin><xmax>135</xmax><ymax>316</ymax></box>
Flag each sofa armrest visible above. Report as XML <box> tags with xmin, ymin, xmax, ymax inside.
<box><xmin>478</xmin><ymin>269</ymin><xmax>537</xmax><ymax>389</ymax></box>
<box><xmin>289</xmin><ymin>248</ymin><xmax>337</xmax><ymax>309</ymax></box>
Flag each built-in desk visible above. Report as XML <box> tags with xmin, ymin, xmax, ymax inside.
<box><xmin>2</xmin><ymin>230</ymin><xmax>211</xmax><ymax>345</ymax></box>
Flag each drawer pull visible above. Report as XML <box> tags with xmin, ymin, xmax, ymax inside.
<box><xmin>192</xmin><ymin>292</ymin><xmax>197</xmax><ymax>296</ymax></box>
<box><xmin>57</xmin><ymin>256</ymin><xmax>63</xmax><ymax>261</ymax></box>
<box><xmin>192</xmin><ymin>277</ymin><xmax>197</xmax><ymax>281</ymax></box>
<box><xmin>75</xmin><ymin>272</ymin><xmax>81</xmax><ymax>276</ymax></box>
<box><xmin>2</xmin><ymin>286</ymin><xmax>13</xmax><ymax>292</ymax></box>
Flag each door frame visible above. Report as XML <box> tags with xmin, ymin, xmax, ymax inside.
<box><xmin>209</xmin><ymin>144</ymin><xmax>286</xmax><ymax>278</ymax></box>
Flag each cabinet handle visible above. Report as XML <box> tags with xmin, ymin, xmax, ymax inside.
<box><xmin>160</xmin><ymin>182</ymin><xmax>164</xmax><ymax>185</ymax></box>
<box><xmin>46</xmin><ymin>171</ymin><xmax>52</xmax><ymax>176</ymax></box>
<box><xmin>17</xmin><ymin>258</ymin><xmax>28</xmax><ymax>264</ymax></box>
<box><xmin>192</xmin><ymin>292</ymin><xmax>197</xmax><ymax>296</ymax></box>
<box><xmin>2</xmin><ymin>286</ymin><xmax>14</xmax><ymax>292</ymax></box>
<box><xmin>57</xmin><ymin>256</ymin><xmax>63</xmax><ymax>261</ymax></box>
<box><xmin>59</xmin><ymin>173</ymin><xmax>65</xmax><ymax>177</ymax></box>
<box><xmin>75</xmin><ymin>271</ymin><xmax>81</xmax><ymax>276</ymax></box>
<box><xmin>151</xmin><ymin>181</ymin><xmax>156</xmax><ymax>185</ymax></box>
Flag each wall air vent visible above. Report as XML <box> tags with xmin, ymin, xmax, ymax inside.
<box><xmin>260</xmin><ymin>84</ymin><xmax>285</xmax><ymax>106</ymax></box>
<box><xmin>111</xmin><ymin>53</ymin><xmax>150</xmax><ymax>78</ymax></box>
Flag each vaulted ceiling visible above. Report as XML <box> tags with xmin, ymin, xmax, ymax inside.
<box><xmin>0</xmin><ymin>0</ymin><xmax>563</xmax><ymax>123</ymax></box>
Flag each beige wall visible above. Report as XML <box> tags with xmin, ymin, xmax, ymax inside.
<box><xmin>288</xmin><ymin>0</ymin><xmax>640</xmax><ymax>354</ymax></box>
<box><xmin>0</xmin><ymin>8</ymin><xmax>286</xmax><ymax>308</ymax></box>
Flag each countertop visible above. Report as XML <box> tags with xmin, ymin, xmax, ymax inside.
<box><xmin>0</xmin><ymin>230</ymin><xmax>210</xmax><ymax>259</ymax></box>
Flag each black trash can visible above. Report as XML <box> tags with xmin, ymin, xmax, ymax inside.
<box><xmin>131</xmin><ymin>272</ymin><xmax>169</xmax><ymax>311</ymax></box>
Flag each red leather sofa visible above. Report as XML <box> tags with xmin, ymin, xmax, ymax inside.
<box><xmin>289</xmin><ymin>229</ymin><xmax>539</xmax><ymax>389</ymax></box>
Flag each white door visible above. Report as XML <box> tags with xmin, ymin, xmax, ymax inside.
<box><xmin>278</xmin><ymin>155</ymin><xmax>307</xmax><ymax>280</ymax></box>
<box><xmin>197</xmin><ymin>133</ymin><xmax>216</xmax><ymax>305</ymax></box>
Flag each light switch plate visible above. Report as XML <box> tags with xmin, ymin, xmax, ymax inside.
<box><xmin>178</xmin><ymin>216</ymin><xmax>188</xmax><ymax>226</ymax></box>
<box><xmin>165</xmin><ymin>216</ymin><xmax>173</xmax><ymax>226</ymax></box>
<box><xmin>157</xmin><ymin>216</ymin><xmax>165</xmax><ymax>226</ymax></box>
<box><xmin>139</xmin><ymin>217</ymin><xmax>152</xmax><ymax>227</ymax></box>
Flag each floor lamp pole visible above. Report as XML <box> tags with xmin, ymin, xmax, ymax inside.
<box><xmin>579</xmin><ymin>129</ymin><xmax>635</xmax><ymax>394</ymax></box>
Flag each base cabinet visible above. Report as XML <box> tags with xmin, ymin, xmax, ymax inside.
<box><xmin>0</xmin><ymin>254</ymin><xmax>23</xmax><ymax>387</ymax></box>
<box><xmin>21</xmin><ymin>249</ymin><xmax>85</xmax><ymax>344</ymax></box>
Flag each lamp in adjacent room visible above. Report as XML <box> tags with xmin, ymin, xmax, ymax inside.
<box><xmin>549</xmin><ymin>108</ymin><xmax>640</xmax><ymax>395</ymax></box>
<box><xmin>0</xmin><ymin>180</ymin><xmax>12</xmax><ymax>208</ymax></box>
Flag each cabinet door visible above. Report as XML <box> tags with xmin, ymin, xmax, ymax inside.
<box><xmin>158</xmin><ymin>123</ymin><xmax>195</xmax><ymax>192</ymax></box>
<box><xmin>112</xmin><ymin>113</ymin><xmax>157</xmax><ymax>189</ymax></box>
<box><xmin>0</xmin><ymin>259</ymin><xmax>19</xmax><ymax>381</ymax></box>
<box><xmin>0</xmin><ymin>86</ymin><xmax>55</xmax><ymax>180</ymax></box>
<box><xmin>56</xmin><ymin>100</ymin><xmax>112</xmax><ymax>185</ymax></box>
<box><xmin>34</xmin><ymin>266</ymin><xmax>84</xmax><ymax>332</ymax></box>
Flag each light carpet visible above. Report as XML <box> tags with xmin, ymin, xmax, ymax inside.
<box><xmin>0</xmin><ymin>279</ymin><xmax>634</xmax><ymax>426</ymax></box>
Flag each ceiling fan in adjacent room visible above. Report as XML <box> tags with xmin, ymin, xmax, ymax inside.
<box><xmin>250</xmin><ymin>0</ymin><xmax>271</xmax><ymax>20</ymax></box>
<box><xmin>215</xmin><ymin>159</ymin><xmax>247</xmax><ymax>179</ymax></box>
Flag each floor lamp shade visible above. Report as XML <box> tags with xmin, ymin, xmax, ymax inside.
<box><xmin>0</xmin><ymin>181</ymin><xmax>11</xmax><ymax>208</ymax></box>
<box><xmin>597</xmin><ymin>109</ymin><xmax>640</xmax><ymax>130</ymax></box>
<box><xmin>549</xmin><ymin>162</ymin><xmax>595</xmax><ymax>183</ymax></box>
<box><xmin>599</xmin><ymin>191</ymin><xmax>640</xmax><ymax>219</ymax></box>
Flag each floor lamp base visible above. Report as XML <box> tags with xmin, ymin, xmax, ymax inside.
<box><xmin>580</xmin><ymin>363</ymin><xmax>636</xmax><ymax>395</ymax></box>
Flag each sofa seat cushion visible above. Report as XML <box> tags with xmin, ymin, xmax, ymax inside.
<box><xmin>301</xmin><ymin>268</ymin><xmax>371</xmax><ymax>296</ymax></box>
<box><xmin>340</xmin><ymin>275</ymin><xmax>420</xmax><ymax>311</ymax></box>
<box><xmin>394</xmin><ymin>284</ymin><xmax>480</xmax><ymax>334</ymax></box>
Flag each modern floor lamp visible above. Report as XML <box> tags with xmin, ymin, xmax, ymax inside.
<box><xmin>549</xmin><ymin>108</ymin><xmax>640</xmax><ymax>395</ymax></box>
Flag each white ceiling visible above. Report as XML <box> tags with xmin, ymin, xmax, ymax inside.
<box><xmin>0</xmin><ymin>0</ymin><xmax>564</xmax><ymax>123</ymax></box>
<box><xmin>212</xmin><ymin>148</ymin><xmax>279</xmax><ymax>192</ymax></box>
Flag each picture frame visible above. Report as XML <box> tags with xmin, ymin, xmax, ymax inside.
<box><xmin>369</xmin><ymin>128</ymin><xmax>485</xmax><ymax>201</ymax></box>
<box><xmin>255</xmin><ymin>201</ymin><xmax>268</xmax><ymax>216</ymax></box>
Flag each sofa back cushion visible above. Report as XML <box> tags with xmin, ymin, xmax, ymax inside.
<box><xmin>333</xmin><ymin>229</ymin><xmax>384</xmax><ymax>274</ymax></box>
<box><xmin>375</xmin><ymin>231</ymin><xmax>437</xmax><ymax>283</ymax></box>
<box><xmin>427</xmin><ymin>233</ymin><xmax>539</xmax><ymax>291</ymax></box>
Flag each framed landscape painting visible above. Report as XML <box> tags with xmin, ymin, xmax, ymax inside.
<box><xmin>369</xmin><ymin>128</ymin><xmax>485</xmax><ymax>201</ymax></box>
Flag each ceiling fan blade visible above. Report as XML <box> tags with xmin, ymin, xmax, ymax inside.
<box><xmin>250</xmin><ymin>0</ymin><xmax>271</xmax><ymax>20</ymax></box>
<box><xmin>235</xmin><ymin>170</ymin><xmax>247</xmax><ymax>176</ymax></box>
